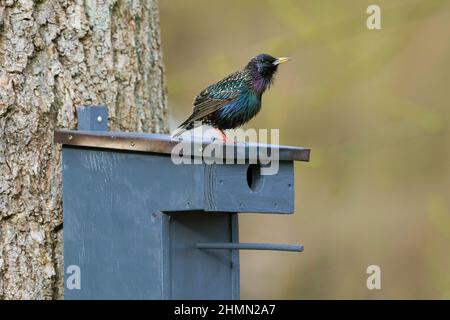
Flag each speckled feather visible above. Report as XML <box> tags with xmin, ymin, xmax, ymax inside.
<box><xmin>174</xmin><ymin>54</ymin><xmax>282</xmax><ymax>135</ymax></box>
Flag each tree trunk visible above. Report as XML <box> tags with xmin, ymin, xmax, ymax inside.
<box><xmin>0</xmin><ymin>0</ymin><xmax>167</xmax><ymax>299</ymax></box>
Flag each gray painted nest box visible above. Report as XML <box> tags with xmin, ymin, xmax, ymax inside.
<box><xmin>54</xmin><ymin>106</ymin><xmax>310</xmax><ymax>300</ymax></box>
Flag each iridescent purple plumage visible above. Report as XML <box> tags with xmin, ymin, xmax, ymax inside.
<box><xmin>173</xmin><ymin>53</ymin><xmax>289</xmax><ymax>137</ymax></box>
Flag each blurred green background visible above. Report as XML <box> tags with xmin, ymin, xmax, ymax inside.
<box><xmin>160</xmin><ymin>0</ymin><xmax>450</xmax><ymax>299</ymax></box>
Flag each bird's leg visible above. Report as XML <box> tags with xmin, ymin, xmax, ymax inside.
<box><xmin>216</xmin><ymin>129</ymin><xmax>235</xmax><ymax>144</ymax></box>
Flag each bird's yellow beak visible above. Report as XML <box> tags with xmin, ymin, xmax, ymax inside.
<box><xmin>273</xmin><ymin>57</ymin><xmax>291</xmax><ymax>65</ymax></box>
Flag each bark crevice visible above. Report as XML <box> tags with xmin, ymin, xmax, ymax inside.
<box><xmin>0</xmin><ymin>0</ymin><xmax>167</xmax><ymax>299</ymax></box>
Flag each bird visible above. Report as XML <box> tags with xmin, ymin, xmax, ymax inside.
<box><xmin>172</xmin><ymin>53</ymin><xmax>290</xmax><ymax>142</ymax></box>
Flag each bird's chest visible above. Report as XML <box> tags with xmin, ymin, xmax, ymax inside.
<box><xmin>213</xmin><ymin>93</ymin><xmax>261</xmax><ymax>129</ymax></box>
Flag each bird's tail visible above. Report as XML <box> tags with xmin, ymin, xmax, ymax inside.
<box><xmin>171</xmin><ymin>118</ymin><xmax>195</xmax><ymax>138</ymax></box>
<box><xmin>171</xmin><ymin>126</ymin><xmax>187</xmax><ymax>138</ymax></box>
<box><xmin>172</xmin><ymin>110</ymin><xmax>204</xmax><ymax>139</ymax></box>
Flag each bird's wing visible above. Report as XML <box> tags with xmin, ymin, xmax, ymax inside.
<box><xmin>179</xmin><ymin>71</ymin><xmax>251</xmax><ymax>128</ymax></box>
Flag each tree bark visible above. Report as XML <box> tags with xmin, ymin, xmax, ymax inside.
<box><xmin>0</xmin><ymin>0</ymin><xmax>167</xmax><ymax>299</ymax></box>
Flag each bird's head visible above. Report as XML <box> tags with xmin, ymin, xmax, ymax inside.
<box><xmin>246</xmin><ymin>53</ymin><xmax>290</xmax><ymax>78</ymax></box>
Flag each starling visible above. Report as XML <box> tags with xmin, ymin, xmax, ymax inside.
<box><xmin>172</xmin><ymin>53</ymin><xmax>290</xmax><ymax>141</ymax></box>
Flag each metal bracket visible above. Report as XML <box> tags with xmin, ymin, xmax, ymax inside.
<box><xmin>76</xmin><ymin>105</ymin><xmax>108</xmax><ymax>131</ymax></box>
